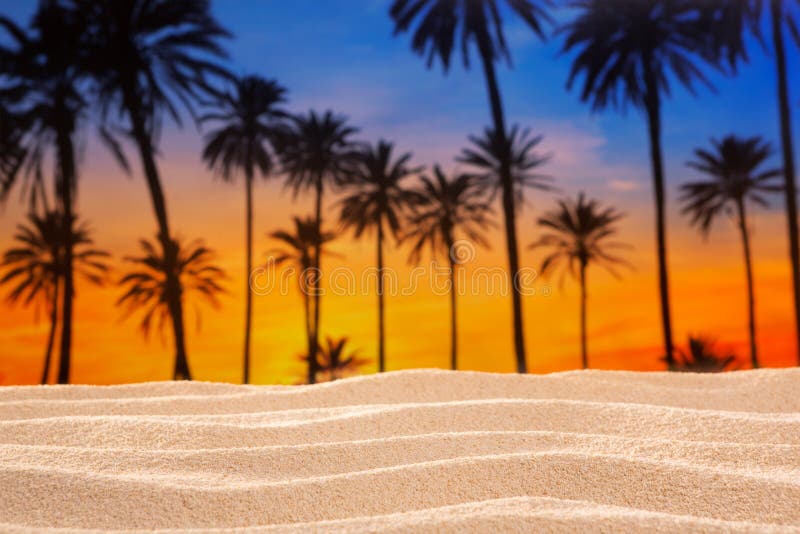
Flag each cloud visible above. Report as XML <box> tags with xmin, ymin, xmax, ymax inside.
<box><xmin>608</xmin><ymin>179</ymin><xmax>642</xmax><ymax>192</ymax></box>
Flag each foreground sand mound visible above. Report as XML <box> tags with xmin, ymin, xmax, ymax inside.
<box><xmin>1</xmin><ymin>368</ymin><xmax>799</xmax><ymax>532</ymax></box>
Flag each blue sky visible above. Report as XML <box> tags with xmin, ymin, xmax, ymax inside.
<box><xmin>3</xmin><ymin>0</ymin><xmax>796</xmax><ymax>201</ymax></box>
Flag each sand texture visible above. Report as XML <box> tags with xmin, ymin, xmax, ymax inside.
<box><xmin>1</xmin><ymin>368</ymin><xmax>799</xmax><ymax>533</ymax></box>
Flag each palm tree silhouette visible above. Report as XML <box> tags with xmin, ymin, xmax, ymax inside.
<box><xmin>459</xmin><ymin>126</ymin><xmax>554</xmax><ymax>207</ymax></box>
<box><xmin>201</xmin><ymin>75</ymin><xmax>288</xmax><ymax>384</ymax></box>
<box><xmin>530</xmin><ymin>193</ymin><xmax>630</xmax><ymax>369</ymax></box>
<box><xmin>276</xmin><ymin>110</ymin><xmax>357</xmax><ymax>384</ymax></box>
<box><xmin>404</xmin><ymin>166</ymin><xmax>493</xmax><ymax>370</ymax></box>
<box><xmin>269</xmin><ymin>216</ymin><xmax>338</xmax><ymax>382</ymax></box>
<box><xmin>299</xmin><ymin>336</ymin><xmax>368</xmax><ymax>382</ymax></box>
<box><xmin>670</xmin><ymin>335</ymin><xmax>738</xmax><ymax>373</ymax></box>
<box><xmin>727</xmin><ymin>0</ymin><xmax>800</xmax><ymax>365</ymax></box>
<box><xmin>390</xmin><ymin>0</ymin><xmax>553</xmax><ymax>374</ymax></box>
<box><xmin>561</xmin><ymin>0</ymin><xmax>739</xmax><ymax>367</ymax></box>
<box><xmin>681</xmin><ymin>135</ymin><xmax>782</xmax><ymax>369</ymax></box>
<box><xmin>117</xmin><ymin>237</ymin><xmax>225</xmax><ymax>373</ymax></box>
<box><xmin>1</xmin><ymin>210</ymin><xmax>109</xmax><ymax>384</ymax></box>
<box><xmin>77</xmin><ymin>0</ymin><xmax>230</xmax><ymax>379</ymax></box>
<box><xmin>0</xmin><ymin>3</ymin><xmax>90</xmax><ymax>384</ymax></box>
<box><xmin>338</xmin><ymin>140</ymin><xmax>419</xmax><ymax>373</ymax></box>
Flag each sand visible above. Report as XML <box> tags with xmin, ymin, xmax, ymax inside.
<box><xmin>0</xmin><ymin>368</ymin><xmax>798</xmax><ymax>532</ymax></box>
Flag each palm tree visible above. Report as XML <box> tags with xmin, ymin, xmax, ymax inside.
<box><xmin>404</xmin><ymin>166</ymin><xmax>493</xmax><ymax>370</ymax></box>
<box><xmin>276</xmin><ymin>110</ymin><xmax>357</xmax><ymax>384</ymax></box>
<box><xmin>201</xmin><ymin>75</ymin><xmax>288</xmax><ymax>384</ymax></box>
<box><xmin>338</xmin><ymin>140</ymin><xmax>419</xmax><ymax>373</ymax></box>
<box><xmin>77</xmin><ymin>0</ymin><xmax>230</xmax><ymax>379</ymax></box>
<box><xmin>529</xmin><ymin>193</ymin><xmax>630</xmax><ymax>369</ymax></box>
<box><xmin>767</xmin><ymin>0</ymin><xmax>800</xmax><ymax>366</ymax></box>
<box><xmin>561</xmin><ymin>0</ymin><xmax>740</xmax><ymax>367</ymax></box>
<box><xmin>268</xmin><ymin>216</ymin><xmax>338</xmax><ymax>382</ymax></box>
<box><xmin>299</xmin><ymin>336</ymin><xmax>369</xmax><ymax>382</ymax></box>
<box><xmin>727</xmin><ymin>0</ymin><xmax>800</xmax><ymax>365</ymax></box>
<box><xmin>459</xmin><ymin>125</ymin><xmax>555</xmax><ymax>207</ymax></box>
<box><xmin>680</xmin><ymin>135</ymin><xmax>782</xmax><ymax>369</ymax></box>
<box><xmin>1</xmin><ymin>210</ymin><xmax>109</xmax><ymax>384</ymax></box>
<box><xmin>671</xmin><ymin>335</ymin><xmax>738</xmax><ymax>372</ymax></box>
<box><xmin>0</xmin><ymin>2</ymin><xmax>89</xmax><ymax>383</ymax></box>
<box><xmin>117</xmin><ymin>237</ymin><xmax>225</xmax><ymax>373</ymax></box>
<box><xmin>390</xmin><ymin>0</ymin><xmax>553</xmax><ymax>374</ymax></box>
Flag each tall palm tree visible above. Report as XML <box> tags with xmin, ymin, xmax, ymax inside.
<box><xmin>391</xmin><ymin>0</ymin><xmax>553</xmax><ymax>374</ymax></box>
<box><xmin>276</xmin><ymin>110</ymin><xmax>357</xmax><ymax>384</ymax></box>
<box><xmin>201</xmin><ymin>75</ymin><xmax>288</xmax><ymax>384</ymax></box>
<box><xmin>728</xmin><ymin>0</ymin><xmax>800</xmax><ymax>365</ymax></box>
<box><xmin>269</xmin><ymin>216</ymin><xmax>338</xmax><ymax>382</ymax></box>
<box><xmin>299</xmin><ymin>336</ymin><xmax>369</xmax><ymax>382</ymax></box>
<box><xmin>529</xmin><ymin>193</ymin><xmax>629</xmax><ymax>369</ymax></box>
<box><xmin>404</xmin><ymin>166</ymin><xmax>493</xmax><ymax>370</ymax></box>
<box><xmin>561</xmin><ymin>0</ymin><xmax>739</xmax><ymax>367</ymax></box>
<box><xmin>338</xmin><ymin>140</ymin><xmax>418</xmax><ymax>373</ymax></box>
<box><xmin>768</xmin><ymin>0</ymin><xmax>800</xmax><ymax>366</ymax></box>
<box><xmin>117</xmin><ymin>236</ymin><xmax>225</xmax><ymax>372</ymax></box>
<box><xmin>0</xmin><ymin>2</ymin><xmax>89</xmax><ymax>384</ymax></box>
<box><xmin>671</xmin><ymin>335</ymin><xmax>738</xmax><ymax>372</ymax></box>
<box><xmin>1</xmin><ymin>210</ymin><xmax>109</xmax><ymax>384</ymax></box>
<box><xmin>680</xmin><ymin>135</ymin><xmax>782</xmax><ymax>369</ymax></box>
<box><xmin>77</xmin><ymin>0</ymin><xmax>230</xmax><ymax>379</ymax></box>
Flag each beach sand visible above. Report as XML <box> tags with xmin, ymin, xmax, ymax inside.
<box><xmin>1</xmin><ymin>368</ymin><xmax>798</xmax><ymax>532</ymax></box>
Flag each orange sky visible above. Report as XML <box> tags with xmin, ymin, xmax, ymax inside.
<box><xmin>0</xmin><ymin>142</ymin><xmax>797</xmax><ymax>385</ymax></box>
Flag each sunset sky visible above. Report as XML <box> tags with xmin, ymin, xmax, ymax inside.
<box><xmin>1</xmin><ymin>1</ymin><xmax>799</xmax><ymax>385</ymax></box>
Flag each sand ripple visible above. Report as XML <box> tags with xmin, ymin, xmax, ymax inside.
<box><xmin>1</xmin><ymin>369</ymin><xmax>798</xmax><ymax>532</ymax></box>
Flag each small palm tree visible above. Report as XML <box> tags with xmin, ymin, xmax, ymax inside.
<box><xmin>670</xmin><ymin>335</ymin><xmax>738</xmax><ymax>373</ymax></box>
<box><xmin>1</xmin><ymin>210</ymin><xmax>109</xmax><ymax>384</ymax></box>
<box><xmin>78</xmin><ymin>0</ymin><xmax>231</xmax><ymax>380</ymax></box>
<box><xmin>459</xmin><ymin>125</ymin><xmax>555</xmax><ymax>206</ymax></box>
<box><xmin>561</xmin><ymin>0</ymin><xmax>741</xmax><ymax>367</ymax></box>
<box><xmin>338</xmin><ymin>140</ymin><xmax>419</xmax><ymax>373</ymax></box>
<box><xmin>276</xmin><ymin>110</ymin><xmax>357</xmax><ymax>384</ymax></box>
<box><xmin>117</xmin><ymin>236</ymin><xmax>226</xmax><ymax>378</ymax></box>
<box><xmin>299</xmin><ymin>336</ymin><xmax>369</xmax><ymax>382</ymax></box>
<box><xmin>391</xmin><ymin>0</ymin><xmax>553</xmax><ymax>375</ymax></box>
<box><xmin>530</xmin><ymin>193</ymin><xmax>630</xmax><ymax>369</ymax></box>
<box><xmin>681</xmin><ymin>135</ymin><xmax>782</xmax><ymax>369</ymax></box>
<box><xmin>201</xmin><ymin>74</ymin><xmax>288</xmax><ymax>384</ymax></box>
<box><xmin>404</xmin><ymin>166</ymin><xmax>493</xmax><ymax>370</ymax></box>
<box><xmin>268</xmin><ymin>216</ymin><xmax>338</xmax><ymax>381</ymax></box>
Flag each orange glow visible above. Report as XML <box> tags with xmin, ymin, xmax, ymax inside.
<box><xmin>0</xmin><ymin>153</ymin><xmax>797</xmax><ymax>385</ymax></box>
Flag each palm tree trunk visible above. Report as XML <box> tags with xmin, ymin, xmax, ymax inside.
<box><xmin>643</xmin><ymin>63</ymin><xmax>675</xmax><ymax>368</ymax></box>
<box><xmin>579</xmin><ymin>261</ymin><xmax>588</xmax><ymax>370</ymax></box>
<box><xmin>475</xmin><ymin>33</ymin><xmax>526</xmax><ymax>374</ymax></box>
<box><xmin>123</xmin><ymin>92</ymin><xmax>191</xmax><ymax>380</ymax></box>
<box><xmin>41</xmin><ymin>277</ymin><xmax>60</xmax><ymax>385</ymax></box>
<box><xmin>771</xmin><ymin>0</ymin><xmax>800</xmax><ymax>365</ymax></box>
<box><xmin>450</xmin><ymin>256</ymin><xmax>457</xmax><ymax>371</ymax></box>
<box><xmin>243</xmin><ymin>167</ymin><xmax>253</xmax><ymax>384</ymax></box>
<box><xmin>736</xmin><ymin>199</ymin><xmax>759</xmax><ymax>368</ymax></box>
<box><xmin>309</xmin><ymin>173</ymin><xmax>323</xmax><ymax>384</ymax></box>
<box><xmin>303</xmin><ymin>285</ymin><xmax>312</xmax><ymax>369</ymax></box>
<box><xmin>55</xmin><ymin>116</ymin><xmax>75</xmax><ymax>385</ymax></box>
<box><xmin>377</xmin><ymin>221</ymin><xmax>386</xmax><ymax>372</ymax></box>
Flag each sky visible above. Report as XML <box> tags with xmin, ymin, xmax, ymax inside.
<box><xmin>1</xmin><ymin>1</ymin><xmax>799</xmax><ymax>384</ymax></box>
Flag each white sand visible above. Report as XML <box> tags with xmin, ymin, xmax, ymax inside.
<box><xmin>1</xmin><ymin>368</ymin><xmax>799</xmax><ymax>532</ymax></box>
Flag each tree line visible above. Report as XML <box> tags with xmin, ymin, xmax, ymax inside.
<box><xmin>0</xmin><ymin>0</ymin><xmax>797</xmax><ymax>384</ymax></box>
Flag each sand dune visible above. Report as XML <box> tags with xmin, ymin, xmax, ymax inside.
<box><xmin>1</xmin><ymin>369</ymin><xmax>798</xmax><ymax>532</ymax></box>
